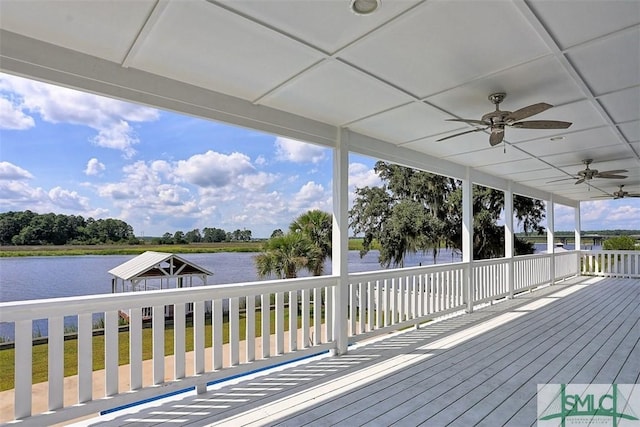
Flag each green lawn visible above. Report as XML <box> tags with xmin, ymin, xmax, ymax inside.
<box><xmin>0</xmin><ymin>308</ymin><xmax>303</xmax><ymax>391</ymax></box>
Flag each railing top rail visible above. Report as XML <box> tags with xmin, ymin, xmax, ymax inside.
<box><xmin>580</xmin><ymin>250</ymin><xmax>639</xmax><ymax>254</ymax></box>
<box><xmin>0</xmin><ymin>275</ymin><xmax>338</xmax><ymax>322</ymax></box>
<box><xmin>348</xmin><ymin>261</ymin><xmax>466</xmax><ymax>281</ymax></box>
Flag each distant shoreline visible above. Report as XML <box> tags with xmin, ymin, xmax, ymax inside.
<box><xmin>0</xmin><ymin>242</ymin><xmax>263</xmax><ymax>257</ymax></box>
<box><xmin>0</xmin><ymin>240</ymin><xmax>371</xmax><ymax>257</ymax></box>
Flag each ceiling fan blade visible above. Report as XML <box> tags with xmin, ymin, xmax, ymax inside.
<box><xmin>596</xmin><ymin>174</ymin><xmax>628</xmax><ymax>179</ymax></box>
<box><xmin>506</xmin><ymin>102</ymin><xmax>552</xmax><ymax>122</ymax></box>
<box><xmin>510</xmin><ymin>120</ymin><xmax>572</xmax><ymax>129</ymax></box>
<box><xmin>547</xmin><ymin>177</ymin><xmax>577</xmax><ymax>183</ymax></box>
<box><xmin>598</xmin><ymin>169</ymin><xmax>628</xmax><ymax>175</ymax></box>
<box><xmin>445</xmin><ymin>118</ymin><xmax>488</xmax><ymax>126</ymax></box>
<box><xmin>436</xmin><ymin>127</ymin><xmax>487</xmax><ymax>142</ymax></box>
<box><xmin>575</xmin><ymin>178</ymin><xmax>586</xmax><ymax>185</ymax></box>
<box><xmin>489</xmin><ymin>128</ymin><xmax>504</xmax><ymax>146</ymax></box>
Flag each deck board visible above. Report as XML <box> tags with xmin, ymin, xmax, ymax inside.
<box><xmin>76</xmin><ymin>277</ymin><xmax>640</xmax><ymax>427</ymax></box>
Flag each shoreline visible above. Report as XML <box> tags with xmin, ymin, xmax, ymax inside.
<box><xmin>0</xmin><ymin>240</ymin><xmax>372</xmax><ymax>257</ymax></box>
<box><xmin>0</xmin><ymin>243</ymin><xmax>263</xmax><ymax>257</ymax></box>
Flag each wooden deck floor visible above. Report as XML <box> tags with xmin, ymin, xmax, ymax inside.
<box><xmin>75</xmin><ymin>276</ymin><xmax>640</xmax><ymax>427</ymax></box>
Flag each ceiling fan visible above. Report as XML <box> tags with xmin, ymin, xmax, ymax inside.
<box><xmin>437</xmin><ymin>93</ymin><xmax>572</xmax><ymax>146</ymax></box>
<box><xmin>548</xmin><ymin>159</ymin><xmax>628</xmax><ymax>185</ymax></box>
<box><xmin>592</xmin><ymin>185</ymin><xmax>640</xmax><ymax>199</ymax></box>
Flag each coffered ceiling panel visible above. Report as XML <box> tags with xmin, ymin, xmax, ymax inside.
<box><xmin>528</xmin><ymin>0</ymin><xmax>640</xmax><ymax>49</ymax></box>
<box><xmin>130</xmin><ymin>1</ymin><xmax>326</xmax><ymax>101</ymax></box>
<box><xmin>566</xmin><ymin>28</ymin><xmax>640</xmax><ymax>96</ymax></box>
<box><xmin>260</xmin><ymin>59</ymin><xmax>412</xmax><ymax>125</ymax></box>
<box><xmin>339</xmin><ymin>0</ymin><xmax>551</xmax><ymax>98</ymax></box>
<box><xmin>598</xmin><ymin>87</ymin><xmax>640</xmax><ymax>124</ymax></box>
<box><xmin>0</xmin><ymin>0</ymin><xmax>155</xmax><ymax>62</ymax></box>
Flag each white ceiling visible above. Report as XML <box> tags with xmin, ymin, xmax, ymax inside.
<box><xmin>0</xmin><ymin>0</ymin><xmax>638</xmax><ymax>202</ymax></box>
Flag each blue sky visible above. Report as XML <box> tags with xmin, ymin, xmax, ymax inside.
<box><xmin>0</xmin><ymin>73</ymin><xmax>638</xmax><ymax>238</ymax></box>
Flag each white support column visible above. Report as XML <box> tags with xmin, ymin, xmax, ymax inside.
<box><xmin>574</xmin><ymin>203</ymin><xmax>581</xmax><ymax>251</ymax></box>
<box><xmin>547</xmin><ymin>197</ymin><xmax>555</xmax><ymax>284</ymax></box>
<box><xmin>504</xmin><ymin>182</ymin><xmax>514</xmax><ymax>298</ymax></box>
<box><xmin>462</xmin><ymin>168</ymin><xmax>474</xmax><ymax>313</ymax></box>
<box><xmin>575</xmin><ymin>202</ymin><xmax>582</xmax><ymax>275</ymax></box>
<box><xmin>332</xmin><ymin>128</ymin><xmax>349</xmax><ymax>355</ymax></box>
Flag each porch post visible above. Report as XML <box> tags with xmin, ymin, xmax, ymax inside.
<box><xmin>575</xmin><ymin>202</ymin><xmax>582</xmax><ymax>275</ymax></box>
<box><xmin>332</xmin><ymin>128</ymin><xmax>349</xmax><ymax>355</ymax></box>
<box><xmin>574</xmin><ymin>203</ymin><xmax>581</xmax><ymax>250</ymax></box>
<box><xmin>462</xmin><ymin>168</ymin><xmax>473</xmax><ymax>313</ymax></box>
<box><xmin>547</xmin><ymin>196</ymin><xmax>555</xmax><ymax>284</ymax></box>
<box><xmin>504</xmin><ymin>182</ymin><xmax>514</xmax><ymax>298</ymax></box>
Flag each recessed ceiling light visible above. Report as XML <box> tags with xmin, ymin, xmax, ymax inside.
<box><xmin>550</xmin><ymin>136</ymin><xmax>565</xmax><ymax>141</ymax></box>
<box><xmin>350</xmin><ymin>0</ymin><xmax>381</xmax><ymax>15</ymax></box>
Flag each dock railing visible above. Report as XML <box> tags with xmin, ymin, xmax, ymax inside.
<box><xmin>0</xmin><ymin>250</ymin><xmax>584</xmax><ymax>425</ymax></box>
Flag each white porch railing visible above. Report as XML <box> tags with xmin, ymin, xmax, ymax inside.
<box><xmin>581</xmin><ymin>250</ymin><xmax>640</xmax><ymax>278</ymax></box>
<box><xmin>0</xmin><ymin>251</ymin><xmax>584</xmax><ymax>425</ymax></box>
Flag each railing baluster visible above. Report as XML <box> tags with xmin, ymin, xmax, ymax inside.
<box><xmin>152</xmin><ymin>305</ymin><xmax>164</xmax><ymax>385</ymax></box>
<box><xmin>358</xmin><ymin>281</ymin><xmax>365</xmax><ymax>334</ymax></box>
<box><xmin>276</xmin><ymin>292</ymin><xmax>284</xmax><ymax>355</ymax></box>
<box><xmin>349</xmin><ymin>282</ymin><xmax>356</xmax><ymax>335</ymax></box>
<box><xmin>246</xmin><ymin>295</ymin><xmax>256</xmax><ymax>360</ymax></box>
<box><xmin>129</xmin><ymin>308</ymin><xmax>142</xmax><ymax>390</ymax></box>
<box><xmin>375</xmin><ymin>279</ymin><xmax>382</xmax><ymax>329</ymax></box>
<box><xmin>213</xmin><ymin>299</ymin><xmax>223</xmax><ymax>370</ymax></box>
<box><xmin>313</xmin><ymin>288</ymin><xmax>321</xmax><ymax>345</ymax></box>
<box><xmin>78</xmin><ymin>312</ymin><xmax>92</xmax><ymax>403</ymax></box>
<box><xmin>48</xmin><ymin>316</ymin><xmax>64</xmax><ymax>411</ymax></box>
<box><xmin>105</xmin><ymin>310</ymin><xmax>119</xmax><ymax>396</ymax></box>
<box><xmin>367</xmin><ymin>281</ymin><xmax>374</xmax><ymax>331</ymax></box>
<box><xmin>301</xmin><ymin>290</ymin><xmax>309</xmax><ymax>349</ymax></box>
<box><xmin>15</xmin><ymin>319</ymin><xmax>32</xmax><ymax>419</ymax></box>
<box><xmin>288</xmin><ymin>290</ymin><xmax>297</xmax><ymax>352</ymax></box>
<box><xmin>326</xmin><ymin>286</ymin><xmax>333</xmax><ymax>342</ymax></box>
<box><xmin>230</xmin><ymin>297</ymin><xmax>240</xmax><ymax>366</ymax></box>
<box><xmin>261</xmin><ymin>293</ymin><xmax>270</xmax><ymax>358</ymax></box>
<box><xmin>190</xmin><ymin>301</ymin><xmax>202</xmax><ymax>376</ymax></box>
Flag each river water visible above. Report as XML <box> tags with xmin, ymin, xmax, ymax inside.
<box><xmin>0</xmin><ymin>243</ymin><xmax>572</xmax><ymax>339</ymax></box>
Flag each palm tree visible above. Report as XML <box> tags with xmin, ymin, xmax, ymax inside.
<box><xmin>289</xmin><ymin>210</ymin><xmax>332</xmax><ymax>276</ymax></box>
<box><xmin>254</xmin><ymin>232</ymin><xmax>322</xmax><ymax>279</ymax></box>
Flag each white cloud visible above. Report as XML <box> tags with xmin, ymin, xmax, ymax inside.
<box><xmin>175</xmin><ymin>151</ymin><xmax>255</xmax><ymax>187</ymax></box>
<box><xmin>349</xmin><ymin>162</ymin><xmax>382</xmax><ymax>189</ymax></box>
<box><xmin>0</xmin><ymin>161</ymin><xmax>34</xmax><ymax>180</ymax></box>
<box><xmin>48</xmin><ymin>186</ymin><xmax>91</xmax><ymax>210</ymax></box>
<box><xmin>0</xmin><ymin>180</ymin><xmax>48</xmax><ymax>205</ymax></box>
<box><xmin>275</xmin><ymin>137</ymin><xmax>327</xmax><ymax>164</ymax></box>
<box><xmin>0</xmin><ymin>73</ymin><xmax>158</xmax><ymax>156</ymax></box>
<box><xmin>91</xmin><ymin>120</ymin><xmax>139</xmax><ymax>158</ymax></box>
<box><xmin>580</xmin><ymin>200</ymin><xmax>640</xmax><ymax>230</ymax></box>
<box><xmin>84</xmin><ymin>158</ymin><xmax>106</xmax><ymax>176</ymax></box>
<box><xmin>0</xmin><ymin>96</ymin><xmax>34</xmax><ymax>129</ymax></box>
<box><xmin>255</xmin><ymin>155</ymin><xmax>267</xmax><ymax>166</ymax></box>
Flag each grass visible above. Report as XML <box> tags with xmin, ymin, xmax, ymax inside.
<box><xmin>0</xmin><ymin>308</ymin><xmax>306</xmax><ymax>391</ymax></box>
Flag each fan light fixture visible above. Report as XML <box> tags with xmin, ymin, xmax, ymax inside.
<box><xmin>350</xmin><ymin>0</ymin><xmax>381</xmax><ymax>15</ymax></box>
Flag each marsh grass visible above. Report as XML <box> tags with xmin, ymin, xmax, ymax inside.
<box><xmin>0</xmin><ymin>242</ymin><xmax>263</xmax><ymax>257</ymax></box>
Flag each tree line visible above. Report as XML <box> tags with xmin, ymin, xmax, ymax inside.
<box><xmin>0</xmin><ymin>211</ymin><xmax>136</xmax><ymax>245</ymax></box>
<box><xmin>0</xmin><ymin>211</ymin><xmax>254</xmax><ymax>246</ymax></box>
<box><xmin>153</xmin><ymin>228</ymin><xmax>252</xmax><ymax>245</ymax></box>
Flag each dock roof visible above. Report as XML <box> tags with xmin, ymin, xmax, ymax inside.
<box><xmin>108</xmin><ymin>251</ymin><xmax>212</xmax><ymax>282</ymax></box>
